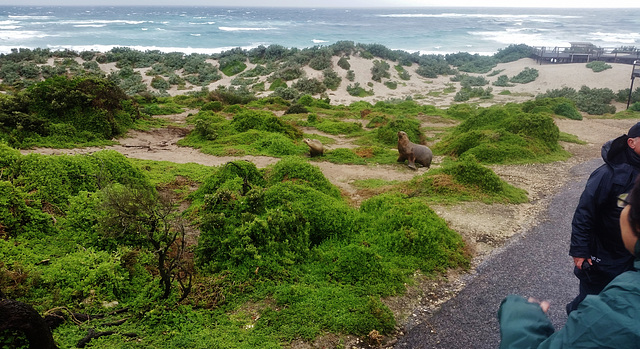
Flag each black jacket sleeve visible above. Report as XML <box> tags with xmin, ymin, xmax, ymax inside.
<box><xmin>570</xmin><ymin>166</ymin><xmax>611</xmax><ymax>258</ymax></box>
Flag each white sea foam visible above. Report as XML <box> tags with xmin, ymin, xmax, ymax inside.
<box><xmin>73</xmin><ymin>24</ymin><xmax>107</xmax><ymax>28</ymax></box>
<box><xmin>469</xmin><ymin>29</ymin><xmax>566</xmax><ymax>48</ymax></box>
<box><xmin>218</xmin><ymin>27</ymin><xmax>275</xmax><ymax>32</ymax></box>
<box><xmin>0</xmin><ymin>30</ymin><xmax>52</xmax><ymax>41</ymax></box>
<box><xmin>59</xmin><ymin>20</ymin><xmax>147</xmax><ymax>25</ymax></box>
<box><xmin>0</xmin><ymin>20</ymin><xmax>20</xmax><ymax>26</ymax></box>
<box><xmin>190</xmin><ymin>33</ymin><xmax>201</xmax><ymax>37</ymax></box>
<box><xmin>0</xmin><ymin>25</ymin><xmax>21</xmax><ymax>30</ymax></box>
<box><xmin>0</xmin><ymin>43</ymin><xmax>264</xmax><ymax>55</ymax></box>
<box><xmin>377</xmin><ymin>13</ymin><xmax>581</xmax><ymax>20</ymax></box>
<box><xmin>312</xmin><ymin>39</ymin><xmax>328</xmax><ymax>43</ymax></box>
<box><xmin>8</xmin><ymin>15</ymin><xmax>53</xmax><ymax>20</ymax></box>
<box><xmin>588</xmin><ymin>32</ymin><xmax>640</xmax><ymax>45</ymax></box>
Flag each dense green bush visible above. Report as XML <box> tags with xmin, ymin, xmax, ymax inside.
<box><xmin>509</xmin><ymin>67</ymin><xmax>539</xmax><ymax>84</ymax></box>
<box><xmin>575</xmin><ymin>86</ymin><xmax>616</xmax><ymax>115</ymax></box>
<box><xmin>292</xmin><ymin>77</ymin><xmax>326</xmax><ymax>95</ymax></box>
<box><xmin>450</xmin><ymin>73</ymin><xmax>489</xmax><ymax>87</ymax></box>
<box><xmin>492</xmin><ymin>75</ymin><xmax>514</xmax><ymax>87</ymax></box>
<box><xmin>586</xmin><ymin>61</ymin><xmax>612</xmax><ymax>72</ymax></box>
<box><xmin>231</xmin><ymin>109</ymin><xmax>302</xmax><ymax>139</ymax></box>
<box><xmin>454</xmin><ymin>86</ymin><xmax>493</xmax><ymax>102</ymax></box>
<box><xmin>346</xmin><ymin>82</ymin><xmax>373</xmax><ymax>97</ymax></box>
<box><xmin>537</xmin><ymin>85</ymin><xmax>616</xmax><ymax>115</ymax></box>
<box><xmin>371</xmin><ymin>60</ymin><xmax>391</xmax><ymax>82</ymax></box>
<box><xmin>264</xmin><ymin>157</ymin><xmax>341</xmax><ymax>198</ymax></box>
<box><xmin>219</xmin><ymin>57</ymin><xmax>247</xmax><ymax>76</ymax></box>
<box><xmin>308</xmin><ymin>54</ymin><xmax>332</xmax><ymax>71</ymax></box>
<box><xmin>446</xmin><ymin>52</ymin><xmax>497</xmax><ymax>74</ymax></box>
<box><xmin>359</xmin><ymin>193</ymin><xmax>468</xmax><ymax>273</ymax></box>
<box><xmin>522</xmin><ymin>97</ymin><xmax>582</xmax><ymax>120</ymax></box>
<box><xmin>26</xmin><ymin>76</ymin><xmax>139</xmax><ymax>140</ymax></box>
<box><xmin>493</xmin><ymin>44</ymin><xmax>533</xmax><ymax>63</ymax></box>
<box><xmin>322</xmin><ymin>68</ymin><xmax>341</xmax><ymax>90</ymax></box>
<box><xmin>376</xmin><ymin>117</ymin><xmax>422</xmax><ymax>146</ymax></box>
<box><xmin>337</xmin><ymin>56</ymin><xmax>351</xmax><ymax>70</ymax></box>
<box><xmin>435</xmin><ymin>105</ymin><xmax>561</xmax><ymax>163</ymax></box>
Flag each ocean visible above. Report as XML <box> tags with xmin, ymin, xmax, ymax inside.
<box><xmin>0</xmin><ymin>6</ymin><xmax>639</xmax><ymax>56</ymax></box>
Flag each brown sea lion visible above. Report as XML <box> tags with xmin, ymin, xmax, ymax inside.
<box><xmin>397</xmin><ymin>131</ymin><xmax>432</xmax><ymax>170</ymax></box>
<box><xmin>303</xmin><ymin>138</ymin><xmax>324</xmax><ymax>157</ymax></box>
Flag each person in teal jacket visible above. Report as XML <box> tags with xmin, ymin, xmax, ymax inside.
<box><xmin>498</xmin><ymin>177</ymin><xmax>640</xmax><ymax>348</ymax></box>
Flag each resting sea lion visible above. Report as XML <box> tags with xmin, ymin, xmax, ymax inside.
<box><xmin>303</xmin><ymin>138</ymin><xmax>324</xmax><ymax>157</ymax></box>
<box><xmin>397</xmin><ymin>131</ymin><xmax>432</xmax><ymax>170</ymax></box>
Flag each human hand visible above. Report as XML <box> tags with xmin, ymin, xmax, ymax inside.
<box><xmin>572</xmin><ymin>256</ymin><xmax>591</xmax><ymax>269</ymax></box>
<box><xmin>527</xmin><ymin>297</ymin><xmax>550</xmax><ymax>313</ymax></box>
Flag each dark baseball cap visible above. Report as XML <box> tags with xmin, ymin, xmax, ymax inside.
<box><xmin>629</xmin><ymin>122</ymin><xmax>640</xmax><ymax>138</ymax></box>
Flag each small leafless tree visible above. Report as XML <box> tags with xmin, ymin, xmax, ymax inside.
<box><xmin>99</xmin><ymin>184</ymin><xmax>191</xmax><ymax>301</ymax></box>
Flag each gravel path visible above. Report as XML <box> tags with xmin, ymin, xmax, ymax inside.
<box><xmin>393</xmin><ymin>158</ymin><xmax>602</xmax><ymax>349</ymax></box>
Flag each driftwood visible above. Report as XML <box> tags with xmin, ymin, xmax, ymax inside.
<box><xmin>0</xmin><ymin>298</ymin><xmax>58</xmax><ymax>349</ymax></box>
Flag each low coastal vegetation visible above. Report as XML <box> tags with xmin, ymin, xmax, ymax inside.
<box><xmin>1</xmin><ymin>42</ymin><xmax>640</xmax><ymax>348</ymax></box>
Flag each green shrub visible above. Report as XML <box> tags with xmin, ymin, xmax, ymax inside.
<box><xmin>263</xmin><ymin>182</ymin><xmax>356</xmax><ymax>245</ymax></box>
<box><xmin>322</xmin><ymin>68</ymin><xmax>341</xmax><ymax>90</ymax></box>
<box><xmin>492</xmin><ymin>75</ymin><xmax>514</xmax><ymax>87</ymax></box>
<box><xmin>554</xmin><ymin>102</ymin><xmax>583</xmax><ymax>120</ymax></box>
<box><xmin>253</xmin><ymin>134</ymin><xmax>303</xmax><ymax>156</ymax></box>
<box><xmin>192</xmin><ymin>160</ymin><xmax>266</xmax><ymax>204</ymax></box>
<box><xmin>442</xmin><ymin>155</ymin><xmax>503</xmax><ymax>193</ymax></box>
<box><xmin>337</xmin><ymin>56</ymin><xmax>351</xmax><ymax>70</ymax></box>
<box><xmin>346</xmin><ymin>83</ymin><xmax>373</xmax><ymax>97</ymax></box>
<box><xmin>231</xmin><ymin>109</ymin><xmax>302</xmax><ymax>139</ymax></box>
<box><xmin>150</xmin><ymin>76</ymin><xmax>170</xmax><ymax>90</ymax></box>
<box><xmin>269</xmin><ymin>78</ymin><xmax>287</xmax><ymax>91</ymax></box>
<box><xmin>451</xmin><ymin>73</ymin><xmax>489</xmax><ymax>87</ymax></box>
<box><xmin>371</xmin><ymin>60</ymin><xmax>390</xmax><ymax>82</ymax></box>
<box><xmin>575</xmin><ymin>86</ymin><xmax>616</xmax><ymax>115</ymax></box>
<box><xmin>509</xmin><ymin>67</ymin><xmax>539</xmax><ymax>84</ymax></box>
<box><xmin>264</xmin><ymin>157</ymin><xmax>341</xmax><ymax>198</ymax></box>
<box><xmin>284</xmin><ymin>104</ymin><xmax>309</xmax><ymax>114</ymax></box>
<box><xmin>586</xmin><ymin>61</ymin><xmax>612</xmax><ymax>72</ymax></box>
<box><xmin>24</xmin><ymin>76</ymin><xmax>138</xmax><ymax>142</ymax></box>
<box><xmin>219</xmin><ymin>59</ymin><xmax>247</xmax><ymax>76</ymax></box>
<box><xmin>309</xmin><ymin>55</ymin><xmax>332</xmax><ymax>71</ymax></box>
<box><xmin>325</xmin><ymin>148</ymin><xmax>366</xmax><ymax>165</ymax></box>
<box><xmin>376</xmin><ymin>117</ymin><xmax>422</xmax><ymax>146</ymax></box>
<box><xmin>346</xmin><ymin>70</ymin><xmax>355</xmax><ymax>81</ymax></box>
<box><xmin>359</xmin><ymin>193</ymin><xmax>468</xmax><ymax>273</ymax></box>
<box><xmin>446</xmin><ymin>52</ymin><xmax>498</xmax><ymax>73</ymax></box>
<box><xmin>292</xmin><ymin>77</ymin><xmax>326</xmax><ymax>95</ymax></box>
<box><xmin>435</xmin><ymin>105</ymin><xmax>561</xmax><ymax>163</ymax></box>
<box><xmin>0</xmin><ymin>180</ymin><xmax>54</xmax><ymax>238</ymax></box>
<box><xmin>201</xmin><ymin>100</ymin><xmax>224</xmax><ymax>112</ymax></box>
<box><xmin>384</xmin><ymin>81</ymin><xmax>398</xmax><ymax>89</ymax></box>
<box><xmin>315</xmin><ymin>119</ymin><xmax>363</xmax><ymax>136</ymax></box>
<box><xmin>493</xmin><ymin>44</ymin><xmax>533</xmax><ymax>63</ymax></box>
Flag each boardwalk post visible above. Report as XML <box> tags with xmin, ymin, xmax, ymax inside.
<box><xmin>627</xmin><ymin>60</ymin><xmax>640</xmax><ymax>110</ymax></box>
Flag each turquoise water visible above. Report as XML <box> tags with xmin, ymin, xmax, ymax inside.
<box><xmin>0</xmin><ymin>6</ymin><xmax>639</xmax><ymax>55</ymax></box>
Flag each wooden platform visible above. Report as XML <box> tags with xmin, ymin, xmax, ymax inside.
<box><xmin>532</xmin><ymin>43</ymin><xmax>640</xmax><ymax>65</ymax></box>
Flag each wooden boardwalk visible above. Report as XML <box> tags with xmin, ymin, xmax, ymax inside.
<box><xmin>532</xmin><ymin>42</ymin><xmax>640</xmax><ymax>65</ymax></box>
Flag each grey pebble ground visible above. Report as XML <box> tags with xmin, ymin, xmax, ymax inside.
<box><xmin>393</xmin><ymin>158</ymin><xmax>602</xmax><ymax>349</ymax></box>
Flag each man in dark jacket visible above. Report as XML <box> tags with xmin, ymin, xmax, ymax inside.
<box><xmin>566</xmin><ymin>122</ymin><xmax>640</xmax><ymax>314</ymax></box>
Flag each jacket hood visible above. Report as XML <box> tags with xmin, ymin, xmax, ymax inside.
<box><xmin>601</xmin><ymin>135</ymin><xmax>640</xmax><ymax>168</ymax></box>
<box><xmin>602</xmin><ymin>135</ymin><xmax>630</xmax><ymax>166</ymax></box>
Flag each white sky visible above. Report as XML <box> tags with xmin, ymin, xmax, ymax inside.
<box><xmin>5</xmin><ymin>0</ymin><xmax>640</xmax><ymax>7</ymax></box>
